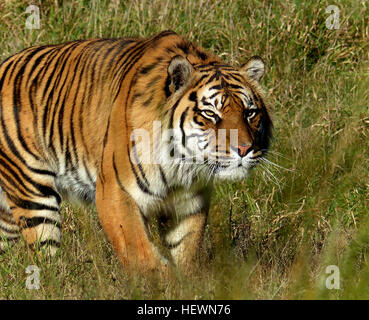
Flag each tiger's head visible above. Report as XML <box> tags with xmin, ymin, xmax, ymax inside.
<box><xmin>162</xmin><ymin>54</ymin><xmax>272</xmax><ymax>182</ymax></box>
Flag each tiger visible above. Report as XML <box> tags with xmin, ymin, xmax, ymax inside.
<box><xmin>0</xmin><ymin>30</ymin><xmax>272</xmax><ymax>274</ymax></box>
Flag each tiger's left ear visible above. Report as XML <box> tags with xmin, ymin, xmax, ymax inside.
<box><xmin>240</xmin><ymin>56</ymin><xmax>265</xmax><ymax>83</ymax></box>
<box><xmin>167</xmin><ymin>55</ymin><xmax>194</xmax><ymax>95</ymax></box>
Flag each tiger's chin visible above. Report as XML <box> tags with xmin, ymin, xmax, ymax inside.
<box><xmin>214</xmin><ymin>170</ymin><xmax>249</xmax><ymax>182</ymax></box>
<box><xmin>212</xmin><ymin>161</ymin><xmax>256</xmax><ymax>182</ymax></box>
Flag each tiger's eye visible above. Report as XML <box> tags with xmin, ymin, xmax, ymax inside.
<box><xmin>248</xmin><ymin>111</ymin><xmax>256</xmax><ymax>119</ymax></box>
<box><xmin>244</xmin><ymin>109</ymin><xmax>257</xmax><ymax>121</ymax></box>
<box><xmin>204</xmin><ymin>110</ymin><xmax>216</xmax><ymax>117</ymax></box>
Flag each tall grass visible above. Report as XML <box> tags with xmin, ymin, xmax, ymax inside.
<box><xmin>0</xmin><ymin>0</ymin><xmax>368</xmax><ymax>299</ymax></box>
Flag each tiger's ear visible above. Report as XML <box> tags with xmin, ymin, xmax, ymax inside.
<box><xmin>167</xmin><ymin>55</ymin><xmax>193</xmax><ymax>95</ymax></box>
<box><xmin>240</xmin><ymin>56</ymin><xmax>265</xmax><ymax>83</ymax></box>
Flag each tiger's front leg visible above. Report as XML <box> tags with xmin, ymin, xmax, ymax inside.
<box><xmin>95</xmin><ymin>174</ymin><xmax>168</xmax><ymax>275</ymax></box>
<box><xmin>165</xmin><ymin>212</ymin><xmax>207</xmax><ymax>271</ymax></box>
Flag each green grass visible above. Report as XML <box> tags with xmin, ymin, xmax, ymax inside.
<box><xmin>0</xmin><ymin>0</ymin><xmax>368</xmax><ymax>299</ymax></box>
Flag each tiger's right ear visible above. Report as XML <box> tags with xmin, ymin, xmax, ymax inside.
<box><xmin>166</xmin><ymin>55</ymin><xmax>193</xmax><ymax>95</ymax></box>
<box><xmin>240</xmin><ymin>56</ymin><xmax>265</xmax><ymax>83</ymax></box>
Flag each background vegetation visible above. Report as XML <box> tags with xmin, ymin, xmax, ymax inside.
<box><xmin>0</xmin><ymin>0</ymin><xmax>368</xmax><ymax>299</ymax></box>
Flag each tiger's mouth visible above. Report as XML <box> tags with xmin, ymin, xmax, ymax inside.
<box><xmin>211</xmin><ymin>153</ymin><xmax>263</xmax><ymax>179</ymax></box>
<box><xmin>177</xmin><ymin>147</ymin><xmax>265</xmax><ymax>181</ymax></box>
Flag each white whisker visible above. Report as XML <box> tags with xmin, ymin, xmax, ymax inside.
<box><xmin>263</xmin><ymin>149</ymin><xmax>293</xmax><ymax>162</ymax></box>
<box><xmin>258</xmin><ymin>162</ymin><xmax>282</xmax><ymax>192</ymax></box>
<box><xmin>260</xmin><ymin>157</ymin><xmax>295</xmax><ymax>172</ymax></box>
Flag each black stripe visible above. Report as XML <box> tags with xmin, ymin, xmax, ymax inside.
<box><xmin>102</xmin><ymin>115</ymin><xmax>111</xmax><ymax>150</ymax></box>
<box><xmin>228</xmin><ymin>83</ymin><xmax>243</xmax><ymax>90</ymax></box>
<box><xmin>112</xmin><ymin>153</ymin><xmax>129</xmax><ymax>195</ymax></box>
<box><xmin>0</xmin><ymin>169</ymin><xmax>39</xmax><ymax>201</ymax></box>
<box><xmin>208</xmin><ymin>91</ymin><xmax>221</xmax><ymax>100</ymax></box>
<box><xmin>77</xmin><ymin>43</ymin><xmax>116</xmax><ymax>161</ymax></box>
<box><xmin>7</xmin><ymin>194</ymin><xmax>59</xmax><ymax>211</ymax></box>
<box><xmin>0</xmin><ymin>160</ymin><xmax>42</xmax><ymax>198</ymax></box>
<box><xmin>189</xmin><ymin>91</ymin><xmax>197</xmax><ymax>102</ymax></box>
<box><xmin>99</xmin><ymin>40</ymin><xmax>136</xmax><ymax>100</ymax></box>
<box><xmin>201</xmin><ymin>97</ymin><xmax>213</xmax><ymax>106</ymax></box>
<box><xmin>180</xmin><ymin>107</ymin><xmax>189</xmax><ymax>147</ymax></box>
<box><xmin>69</xmin><ymin>63</ymin><xmax>90</xmax><ymax>165</ymax></box>
<box><xmin>47</xmin><ymin>44</ymin><xmax>86</xmax><ymax>153</ymax></box>
<box><xmin>82</xmin><ymin>157</ymin><xmax>95</xmax><ymax>186</ymax></box>
<box><xmin>55</xmin><ymin>45</ymin><xmax>91</xmax><ymax>154</ymax></box>
<box><xmin>19</xmin><ymin>216</ymin><xmax>61</xmax><ymax>229</ymax></box>
<box><xmin>0</xmin><ymin>224</ymin><xmax>19</xmax><ymax>234</ymax></box>
<box><xmin>121</xmin><ymin>34</ymin><xmax>179</xmax><ymax>192</ymax></box>
<box><xmin>0</xmin><ymin>149</ymin><xmax>58</xmax><ymax>201</ymax></box>
<box><xmin>99</xmin><ymin>115</ymin><xmax>111</xmax><ymax>185</ymax></box>
<box><xmin>196</xmin><ymin>50</ymin><xmax>208</xmax><ymax>61</ymax></box>
<box><xmin>169</xmin><ymin>99</ymin><xmax>181</xmax><ymax>129</ymax></box>
<box><xmin>131</xmin><ymin>91</ymin><xmax>144</xmax><ymax>104</ymax></box>
<box><xmin>112</xmin><ymin>44</ymin><xmax>151</xmax><ymax>102</ymax></box>
<box><xmin>131</xmin><ymin>132</ymin><xmax>150</xmax><ymax>187</ymax></box>
<box><xmin>31</xmin><ymin>239</ymin><xmax>60</xmax><ymax>248</ymax></box>
<box><xmin>206</xmin><ymin>70</ymin><xmax>222</xmax><ymax>84</ymax></box>
<box><xmin>140</xmin><ymin>61</ymin><xmax>159</xmax><ymax>74</ymax></box>
<box><xmin>65</xmin><ymin>138</ymin><xmax>73</xmax><ymax>169</ymax></box>
<box><xmin>143</xmin><ymin>93</ymin><xmax>154</xmax><ymax>107</ymax></box>
<box><xmin>145</xmin><ymin>75</ymin><xmax>161</xmax><ymax>90</ymax></box>
<box><xmin>128</xmin><ymin>149</ymin><xmax>154</xmax><ymax>195</ymax></box>
<box><xmin>127</xmin><ymin>145</ymin><xmax>158</xmax><ymax>197</ymax></box>
<box><xmin>201</xmin><ymin>142</ymin><xmax>209</xmax><ymax>150</ymax></box>
<box><xmin>0</xmin><ymin>65</ymin><xmax>52</xmax><ymax>172</ymax></box>
<box><xmin>41</xmin><ymin>42</ymin><xmax>82</xmax><ymax>138</ymax></box>
<box><xmin>193</xmin><ymin>74</ymin><xmax>210</xmax><ymax>88</ymax></box>
<box><xmin>193</xmin><ymin>115</ymin><xmax>204</xmax><ymax>126</ymax></box>
<box><xmin>209</xmin><ymin>84</ymin><xmax>222</xmax><ymax>90</ymax></box>
<box><xmin>159</xmin><ymin>166</ymin><xmax>168</xmax><ymax>187</ymax></box>
<box><xmin>25</xmin><ymin>47</ymin><xmax>55</xmax><ymax>89</ymax></box>
<box><xmin>0</xmin><ymin>58</ymin><xmax>16</xmax><ymax>91</ymax></box>
<box><xmin>164</xmin><ymin>74</ymin><xmax>171</xmax><ymax>98</ymax></box>
<box><xmin>46</xmin><ymin>41</ymin><xmax>93</xmax><ymax>157</ymax></box>
<box><xmin>0</xmin><ymin>114</ymin><xmax>56</xmax><ymax>185</ymax></box>
<box><xmin>65</xmin><ymin>42</ymin><xmax>106</xmax><ymax>166</ymax></box>
<box><xmin>111</xmin><ymin>40</ymin><xmax>152</xmax><ymax>101</ymax></box>
<box><xmin>176</xmin><ymin>41</ymin><xmax>190</xmax><ymax>55</ymax></box>
<box><xmin>6</xmin><ymin>48</ymin><xmax>35</xmax><ymax>84</ymax></box>
<box><xmin>116</xmin><ymin>30</ymin><xmax>177</xmax><ymax>104</ymax></box>
<box><xmin>113</xmin><ymin>30</ymin><xmax>175</xmax><ymax>85</ymax></box>
<box><xmin>227</xmin><ymin>72</ymin><xmax>244</xmax><ymax>82</ymax></box>
<box><xmin>12</xmin><ymin>50</ymin><xmax>50</xmax><ymax>160</ymax></box>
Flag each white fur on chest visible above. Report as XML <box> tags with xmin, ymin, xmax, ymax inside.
<box><xmin>136</xmin><ymin>178</ymin><xmax>208</xmax><ymax>219</ymax></box>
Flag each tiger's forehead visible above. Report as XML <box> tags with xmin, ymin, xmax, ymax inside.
<box><xmin>195</xmin><ymin>80</ymin><xmax>255</xmax><ymax>111</ymax></box>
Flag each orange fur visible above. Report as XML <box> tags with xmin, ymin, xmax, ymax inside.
<box><xmin>0</xmin><ymin>31</ymin><xmax>272</xmax><ymax>274</ymax></box>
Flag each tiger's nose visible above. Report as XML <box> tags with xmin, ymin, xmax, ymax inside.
<box><xmin>237</xmin><ymin>144</ymin><xmax>252</xmax><ymax>157</ymax></box>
